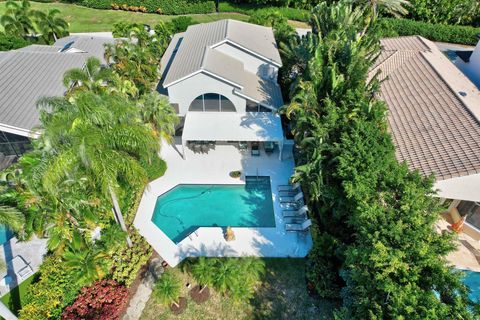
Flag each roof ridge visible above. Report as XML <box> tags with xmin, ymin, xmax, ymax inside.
<box><xmin>200</xmin><ymin>46</ymin><xmax>210</xmax><ymax>69</ymax></box>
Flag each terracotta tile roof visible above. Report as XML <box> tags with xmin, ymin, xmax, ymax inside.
<box><xmin>373</xmin><ymin>36</ymin><xmax>480</xmax><ymax>181</ymax></box>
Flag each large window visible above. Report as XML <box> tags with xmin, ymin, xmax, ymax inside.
<box><xmin>458</xmin><ymin>201</ymin><xmax>480</xmax><ymax>230</ymax></box>
<box><xmin>188</xmin><ymin>93</ymin><xmax>236</xmax><ymax>112</ymax></box>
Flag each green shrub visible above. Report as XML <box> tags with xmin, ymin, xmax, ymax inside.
<box><xmin>378</xmin><ymin>18</ymin><xmax>480</xmax><ymax>45</ymax></box>
<box><xmin>0</xmin><ymin>34</ymin><xmax>30</xmax><ymax>51</ymax></box>
<box><xmin>19</xmin><ymin>256</ymin><xmax>83</xmax><ymax>320</ymax></box>
<box><xmin>112</xmin><ymin>21</ymin><xmax>144</xmax><ymax>37</ymax></box>
<box><xmin>219</xmin><ymin>2</ymin><xmax>311</xmax><ymax>22</ymax></box>
<box><xmin>111</xmin><ymin>232</ymin><xmax>152</xmax><ymax>286</ymax></box>
<box><xmin>82</xmin><ymin>0</ymin><xmax>215</xmax><ymax>14</ymax></box>
<box><xmin>81</xmin><ymin>0</ymin><xmax>111</xmax><ymax>9</ymax></box>
<box><xmin>168</xmin><ymin>16</ymin><xmax>195</xmax><ymax>33</ymax></box>
<box><xmin>141</xmin><ymin>156</ymin><xmax>167</xmax><ymax>181</ymax></box>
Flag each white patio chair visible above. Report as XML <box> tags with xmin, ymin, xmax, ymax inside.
<box><xmin>283</xmin><ymin>205</ymin><xmax>308</xmax><ymax>218</ymax></box>
<box><xmin>11</xmin><ymin>256</ymin><xmax>33</xmax><ymax>281</ymax></box>
<box><xmin>279</xmin><ymin>191</ymin><xmax>304</xmax><ymax>203</ymax></box>
<box><xmin>285</xmin><ymin>219</ymin><xmax>312</xmax><ymax>232</ymax></box>
<box><xmin>277</xmin><ymin>182</ymin><xmax>301</xmax><ymax>192</ymax></box>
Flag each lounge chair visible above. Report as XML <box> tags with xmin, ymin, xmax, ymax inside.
<box><xmin>11</xmin><ymin>255</ymin><xmax>33</xmax><ymax>280</ymax></box>
<box><xmin>285</xmin><ymin>219</ymin><xmax>312</xmax><ymax>232</ymax></box>
<box><xmin>280</xmin><ymin>191</ymin><xmax>304</xmax><ymax>203</ymax></box>
<box><xmin>278</xmin><ymin>182</ymin><xmax>301</xmax><ymax>192</ymax></box>
<box><xmin>251</xmin><ymin>142</ymin><xmax>260</xmax><ymax>156</ymax></box>
<box><xmin>264</xmin><ymin>141</ymin><xmax>274</xmax><ymax>154</ymax></box>
<box><xmin>283</xmin><ymin>205</ymin><xmax>308</xmax><ymax>218</ymax></box>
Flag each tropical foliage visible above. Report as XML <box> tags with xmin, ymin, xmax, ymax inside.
<box><xmin>153</xmin><ymin>271</ymin><xmax>182</xmax><ymax>308</ymax></box>
<box><xmin>0</xmin><ymin>0</ymin><xmax>69</xmax><ymax>44</ymax></box>
<box><xmin>188</xmin><ymin>257</ymin><xmax>265</xmax><ymax>302</ymax></box>
<box><xmin>281</xmin><ymin>1</ymin><xmax>479</xmax><ymax>318</ymax></box>
<box><xmin>61</xmin><ymin>279</ymin><xmax>129</xmax><ymax>320</ymax></box>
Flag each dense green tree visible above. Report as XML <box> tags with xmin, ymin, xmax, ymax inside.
<box><xmin>283</xmin><ymin>2</ymin><xmax>479</xmax><ymax>318</ymax></box>
<box><xmin>0</xmin><ymin>185</ymin><xmax>25</xmax><ymax>232</ymax></box>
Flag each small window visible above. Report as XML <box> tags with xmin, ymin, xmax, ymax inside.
<box><xmin>204</xmin><ymin>93</ymin><xmax>220</xmax><ymax>111</ymax></box>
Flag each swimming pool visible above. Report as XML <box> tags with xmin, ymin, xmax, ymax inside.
<box><xmin>463</xmin><ymin>270</ymin><xmax>480</xmax><ymax>301</ymax></box>
<box><xmin>151</xmin><ymin>176</ymin><xmax>275</xmax><ymax>243</ymax></box>
<box><xmin>0</xmin><ymin>225</ymin><xmax>13</xmax><ymax>245</ymax></box>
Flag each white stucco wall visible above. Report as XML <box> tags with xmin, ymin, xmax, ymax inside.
<box><xmin>435</xmin><ymin>173</ymin><xmax>480</xmax><ymax>202</ymax></box>
<box><xmin>167</xmin><ymin>72</ymin><xmax>246</xmax><ymax>115</ymax></box>
<box><xmin>214</xmin><ymin>43</ymin><xmax>279</xmax><ymax>81</ymax></box>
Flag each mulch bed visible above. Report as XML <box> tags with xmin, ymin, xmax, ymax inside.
<box><xmin>170</xmin><ymin>297</ymin><xmax>188</xmax><ymax>314</ymax></box>
<box><xmin>189</xmin><ymin>285</ymin><xmax>210</xmax><ymax>304</ymax></box>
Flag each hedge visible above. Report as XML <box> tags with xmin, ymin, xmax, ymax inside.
<box><xmin>81</xmin><ymin>0</ymin><xmax>215</xmax><ymax>14</ymax></box>
<box><xmin>0</xmin><ymin>34</ymin><xmax>30</xmax><ymax>51</ymax></box>
<box><xmin>219</xmin><ymin>2</ymin><xmax>310</xmax><ymax>22</ymax></box>
<box><xmin>378</xmin><ymin>18</ymin><xmax>480</xmax><ymax>46</ymax></box>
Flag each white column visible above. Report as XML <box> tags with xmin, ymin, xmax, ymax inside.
<box><xmin>278</xmin><ymin>140</ymin><xmax>283</xmax><ymax>161</ymax></box>
<box><xmin>0</xmin><ymin>302</ymin><xmax>17</xmax><ymax>320</ymax></box>
<box><xmin>181</xmin><ymin>138</ymin><xmax>187</xmax><ymax>160</ymax></box>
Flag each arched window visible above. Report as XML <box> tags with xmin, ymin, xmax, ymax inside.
<box><xmin>188</xmin><ymin>93</ymin><xmax>236</xmax><ymax>112</ymax></box>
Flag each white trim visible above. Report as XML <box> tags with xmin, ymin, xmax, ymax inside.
<box><xmin>164</xmin><ymin>69</ymin><xmax>243</xmax><ymax>89</ymax></box>
<box><xmin>211</xmin><ymin>39</ymin><xmax>282</xmax><ymax>68</ymax></box>
<box><xmin>233</xmin><ymin>89</ymin><xmax>276</xmax><ymax>111</ymax></box>
<box><xmin>0</xmin><ymin>123</ymin><xmax>39</xmax><ymax>139</ymax></box>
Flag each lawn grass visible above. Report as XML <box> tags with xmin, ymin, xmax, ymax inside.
<box><xmin>1</xmin><ymin>274</ymin><xmax>36</xmax><ymax>316</ymax></box>
<box><xmin>140</xmin><ymin>258</ymin><xmax>338</xmax><ymax>320</ymax></box>
<box><xmin>0</xmin><ymin>2</ymin><xmax>249</xmax><ymax>33</ymax></box>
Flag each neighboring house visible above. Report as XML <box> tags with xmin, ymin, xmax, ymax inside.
<box><xmin>0</xmin><ymin>36</ymin><xmax>114</xmax><ymax>165</ymax></box>
<box><xmin>160</xmin><ymin>19</ymin><xmax>287</xmax><ymax>159</ymax></box>
<box><xmin>371</xmin><ymin>36</ymin><xmax>480</xmax><ymax>236</ymax></box>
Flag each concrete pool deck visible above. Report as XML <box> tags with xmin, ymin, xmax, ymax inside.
<box><xmin>134</xmin><ymin>139</ymin><xmax>312</xmax><ymax>267</ymax></box>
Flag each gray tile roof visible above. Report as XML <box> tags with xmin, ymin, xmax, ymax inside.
<box><xmin>162</xmin><ymin>19</ymin><xmax>281</xmax><ymax>87</ymax></box>
<box><xmin>54</xmin><ymin>36</ymin><xmax>115</xmax><ymax>64</ymax></box>
<box><xmin>372</xmin><ymin>36</ymin><xmax>480</xmax><ymax>181</ymax></box>
<box><xmin>0</xmin><ymin>36</ymin><xmax>112</xmax><ymax>136</ymax></box>
<box><xmin>240</xmin><ymin>71</ymin><xmax>283</xmax><ymax>108</ymax></box>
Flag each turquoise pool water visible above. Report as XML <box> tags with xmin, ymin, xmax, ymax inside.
<box><xmin>0</xmin><ymin>225</ymin><xmax>13</xmax><ymax>245</ymax></box>
<box><xmin>151</xmin><ymin>176</ymin><xmax>275</xmax><ymax>243</ymax></box>
<box><xmin>463</xmin><ymin>270</ymin><xmax>480</xmax><ymax>301</ymax></box>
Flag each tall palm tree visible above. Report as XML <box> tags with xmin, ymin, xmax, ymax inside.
<box><xmin>37</xmin><ymin>92</ymin><xmax>159</xmax><ymax>247</ymax></box>
<box><xmin>35</xmin><ymin>8</ymin><xmax>69</xmax><ymax>43</ymax></box>
<box><xmin>138</xmin><ymin>92</ymin><xmax>179</xmax><ymax>143</ymax></box>
<box><xmin>0</xmin><ymin>0</ymin><xmax>36</xmax><ymax>38</ymax></box>
<box><xmin>153</xmin><ymin>272</ymin><xmax>182</xmax><ymax>308</ymax></box>
<box><xmin>63</xmin><ymin>57</ymin><xmax>114</xmax><ymax>97</ymax></box>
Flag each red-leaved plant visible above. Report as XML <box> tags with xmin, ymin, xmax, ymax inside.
<box><xmin>62</xmin><ymin>279</ymin><xmax>129</xmax><ymax>320</ymax></box>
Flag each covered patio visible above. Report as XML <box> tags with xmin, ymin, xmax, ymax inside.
<box><xmin>181</xmin><ymin>112</ymin><xmax>285</xmax><ymax>160</ymax></box>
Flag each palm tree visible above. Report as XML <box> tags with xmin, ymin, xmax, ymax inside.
<box><xmin>0</xmin><ymin>185</ymin><xmax>25</xmax><ymax>233</ymax></box>
<box><xmin>37</xmin><ymin>92</ymin><xmax>159</xmax><ymax>247</ymax></box>
<box><xmin>138</xmin><ymin>92</ymin><xmax>179</xmax><ymax>142</ymax></box>
<box><xmin>153</xmin><ymin>272</ymin><xmax>182</xmax><ymax>308</ymax></box>
<box><xmin>357</xmin><ymin>0</ymin><xmax>410</xmax><ymax>17</ymax></box>
<box><xmin>0</xmin><ymin>0</ymin><xmax>36</xmax><ymax>38</ymax></box>
<box><xmin>35</xmin><ymin>8</ymin><xmax>69</xmax><ymax>43</ymax></box>
<box><xmin>191</xmin><ymin>257</ymin><xmax>215</xmax><ymax>294</ymax></box>
<box><xmin>63</xmin><ymin>57</ymin><xmax>114</xmax><ymax>97</ymax></box>
<box><xmin>62</xmin><ymin>231</ymin><xmax>108</xmax><ymax>285</ymax></box>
